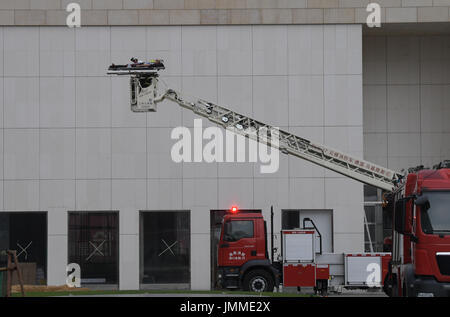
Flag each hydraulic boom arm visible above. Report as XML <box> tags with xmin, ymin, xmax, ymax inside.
<box><xmin>112</xmin><ymin>71</ymin><xmax>402</xmax><ymax>192</ymax></box>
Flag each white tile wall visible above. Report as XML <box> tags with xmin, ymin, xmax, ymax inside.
<box><xmin>364</xmin><ymin>35</ymin><xmax>450</xmax><ymax>172</ymax></box>
<box><xmin>0</xmin><ymin>131</ymin><xmax>3</xmax><ymax>180</ymax></box>
<box><xmin>40</xmin><ymin>180</ymin><xmax>75</xmax><ymax>210</ymax></box>
<box><xmin>47</xmin><ymin>208</ymin><xmax>69</xmax><ymax>236</ymax></box>
<box><xmin>253</xmin><ymin>178</ymin><xmax>289</xmax><ymax>209</ymax></box>
<box><xmin>325</xmin><ymin>178</ymin><xmax>364</xmax><ymax>235</ymax></box>
<box><xmin>111</xmin><ymin>27</ymin><xmax>147</xmax><ymax>64</ymax></box>
<box><xmin>288</xmin><ymin>75</ymin><xmax>324</xmax><ymax>127</ymax></box>
<box><xmin>182</xmin><ymin>26</ymin><xmax>217</xmax><ymax>76</ymax></box>
<box><xmin>47</xmin><ymin>234</ymin><xmax>68</xmax><ymax>286</ymax></box>
<box><xmin>182</xmin><ymin>178</ymin><xmax>218</xmax><ymax>209</ymax></box>
<box><xmin>39</xmin><ymin>28</ymin><xmax>75</xmax><ymax>77</ymax></box>
<box><xmin>363</xmin><ymin>85</ymin><xmax>387</xmax><ymax>133</ymax></box>
<box><xmin>420</xmin><ymin>36</ymin><xmax>450</xmax><ymax>85</ymax></box>
<box><xmin>4</xmin><ymin>180</ymin><xmax>39</xmax><ymax>210</ymax></box>
<box><xmin>324</xmin><ymin>25</ymin><xmax>362</xmax><ymax>75</ymax></box>
<box><xmin>0</xmin><ymin>78</ymin><xmax>3</xmax><ymax>129</ymax></box>
<box><xmin>39</xmin><ymin>129</ymin><xmax>76</xmax><ymax>179</ymax></box>
<box><xmin>119</xmin><ymin>234</ymin><xmax>139</xmax><ymax>290</ymax></box>
<box><xmin>421</xmin><ymin>85</ymin><xmax>450</xmax><ymax>133</ymax></box>
<box><xmin>76</xmin><ymin>128</ymin><xmax>112</xmax><ymax>179</ymax></box>
<box><xmin>147</xmin><ymin>127</ymin><xmax>183</xmax><ymax>178</ymax></box>
<box><xmin>387</xmin><ymin>85</ymin><xmax>420</xmax><ymax>133</ymax></box>
<box><xmin>253</xmin><ymin>76</ymin><xmax>289</xmax><ymax>127</ymax></box>
<box><xmin>75</xmin><ymin>27</ymin><xmax>111</xmax><ymax>76</ymax></box>
<box><xmin>217</xmin><ymin>26</ymin><xmax>252</xmax><ymax>76</ymax></box>
<box><xmin>386</xmin><ymin>36</ymin><xmax>420</xmax><ymax>85</ymax></box>
<box><xmin>147</xmin><ymin>179</ymin><xmax>183</xmax><ymax>209</ymax></box>
<box><xmin>288</xmin><ymin>25</ymin><xmax>324</xmax><ymax>76</ymax></box>
<box><xmin>4</xmin><ymin>27</ymin><xmax>39</xmax><ymax>76</ymax></box>
<box><xmin>40</xmin><ymin>78</ymin><xmax>76</xmax><ymax>128</ymax></box>
<box><xmin>218</xmin><ymin>76</ymin><xmax>253</xmax><ymax>117</ymax></box>
<box><xmin>4</xmin><ymin>129</ymin><xmax>39</xmax><ymax>179</ymax></box>
<box><xmin>363</xmin><ymin>36</ymin><xmax>386</xmax><ymax>85</ymax></box>
<box><xmin>1</xmin><ymin>25</ymin><xmax>364</xmax><ymax>289</ymax></box>
<box><xmin>146</xmin><ymin>26</ymin><xmax>182</xmax><ymax>77</ymax></box>
<box><xmin>334</xmin><ymin>233</ymin><xmax>364</xmax><ymax>252</ymax></box>
<box><xmin>4</xmin><ymin>78</ymin><xmax>39</xmax><ymax>128</ymax></box>
<box><xmin>288</xmin><ymin>178</ymin><xmax>325</xmax><ymax>209</ymax></box>
<box><xmin>112</xmin><ymin>179</ymin><xmax>146</xmax><ymax>210</ymax></box>
<box><xmin>111</xmin><ymin>127</ymin><xmax>147</xmax><ymax>179</ymax></box>
<box><xmin>76</xmin><ymin>76</ymin><xmax>112</xmax><ymax>127</ymax></box>
<box><xmin>252</xmin><ymin>25</ymin><xmax>288</xmax><ymax>76</ymax></box>
<box><xmin>218</xmin><ymin>178</ymin><xmax>254</xmax><ymax>208</ymax></box>
<box><xmin>0</xmin><ymin>29</ymin><xmax>3</xmax><ymax>76</ymax></box>
<box><xmin>190</xmin><ymin>232</ymin><xmax>211</xmax><ymax>290</ymax></box>
<box><xmin>75</xmin><ymin>179</ymin><xmax>112</xmax><ymax>210</ymax></box>
<box><xmin>324</xmin><ymin>75</ymin><xmax>363</xmax><ymax>126</ymax></box>
<box><xmin>363</xmin><ymin>133</ymin><xmax>388</xmax><ymax>167</ymax></box>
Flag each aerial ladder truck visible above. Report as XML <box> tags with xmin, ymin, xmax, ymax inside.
<box><xmin>108</xmin><ymin>63</ymin><xmax>450</xmax><ymax>297</ymax></box>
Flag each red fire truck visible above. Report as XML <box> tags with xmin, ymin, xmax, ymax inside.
<box><xmin>216</xmin><ymin>207</ymin><xmax>391</xmax><ymax>295</ymax></box>
<box><xmin>108</xmin><ymin>66</ymin><xmax>450</xmax><ymax>297</ymax></box>
<box><xmin>382</xmin><ymin>164</ymin><xmax>450</xmax><ymax>297</ymax></box>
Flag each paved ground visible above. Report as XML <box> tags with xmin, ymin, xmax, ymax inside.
<box><xmin>66</xmin><ymin>293</ymin><xmax>261</xmax><ymax>297</ymax></box>
<box><xmin>65</xmin><ymin>289</ymin><xmax>387</xmax><ymax>297</ymax></box>
<box><xmin>282</xmin><ymin>286</ymin><xmax>388</xmax><ymax>297</ymax></box>
<box><xmin>328</xmin><ymin>290</ymin><xmax>387</xmax><ymax>297</ymax></box>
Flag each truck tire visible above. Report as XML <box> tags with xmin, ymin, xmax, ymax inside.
<box><xmin>242</xmin><ymin>269</ymin><xmax>274</xmax><ymax>293</ymax></box>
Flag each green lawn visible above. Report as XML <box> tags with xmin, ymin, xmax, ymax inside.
<box><xmin>12</xmin><ymin>289</ymin><xmax>314</xmax><ymax>297</ymax></box>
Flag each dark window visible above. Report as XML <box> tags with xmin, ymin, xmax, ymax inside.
<box><xmin>223</xmin><ymin>220</ymin><xmax>254</xmax><ymax>242</ymax></box>
<box><xmin>68</xmin><ymin>212</ymin><xmax>119</xmax><ymax>284</ymax></box>
<box><xmin>140</xmin><ymin>211</ymin><xmax>190</xmax><ymax>284</ymax></box>
<box><xmin>281</xmin><ymin>210</ymin><xmax>299</xmax><ymax>230</ymax></box>
<box><xmin>420</xmin><ymin>191</ymin><xmax>450</xmax><ymax>234</ymax></box>
<box><xmin>364</xmin><ymin>185</ymin><xmax>378</xmax><ymax>201</ymax></box>
<box><xmin>0</xmin><ymin>212</ymin><xmax>47</xmax><ymax>285</ymax></box>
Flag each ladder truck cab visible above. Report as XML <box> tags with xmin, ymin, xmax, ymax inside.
<box><xmin>383</xmin><ymin>162</ymin><xmax>450</xmax><ymax>297</ymax></box>
<box><xmin>107</xmin><ymin>64</ymin><xmax>450</xmax><ymax>296</ymax></box>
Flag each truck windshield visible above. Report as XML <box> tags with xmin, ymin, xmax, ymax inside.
<box><xmin>223</xmin><ymin>220</ymin><xmax>254</xmax><ymax>242</ymax></box>
<box><xmin>420</xmin><ymin>191</ymin><xmax>450</xmax><ymax>234</ymax></box>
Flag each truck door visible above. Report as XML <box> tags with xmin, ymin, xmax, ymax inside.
<box><xmin>219</xmin><ymin>219</ymin><xmax>258</xmax><ymax>267</ymax></box>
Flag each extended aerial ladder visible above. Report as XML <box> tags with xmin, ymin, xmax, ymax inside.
<box><xmin>107</xmin><ymin>67</ymin><xmax>403</xmax><ymax>193</ymax></box>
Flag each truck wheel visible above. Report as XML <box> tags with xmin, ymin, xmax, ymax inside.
<box><xmin>243</xmin><ymin>269</ymin><xmax>274</xmax><ymax>293</ymax></box>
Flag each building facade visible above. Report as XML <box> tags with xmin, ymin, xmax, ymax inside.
<box><xmin>0</xmin><ymin>0</ymin><xmax>448</xmax><ymax>290</ymax></box>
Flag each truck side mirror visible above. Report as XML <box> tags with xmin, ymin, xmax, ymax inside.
<box><xmin>415</xmin><ymin>195</ymin><xmax>430</xmax><ymax>210</ymax></box>
<box><xmin>394</xmin><ymin>198</ymin><xmax>407</xmax><ymax>234</ymax></box>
